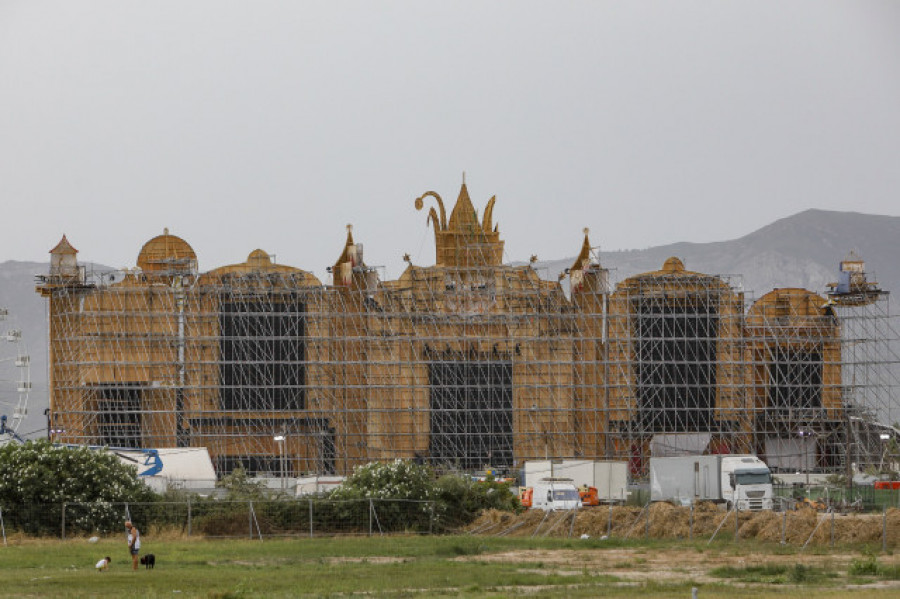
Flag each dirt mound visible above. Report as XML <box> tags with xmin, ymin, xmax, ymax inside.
<box><xmin>465</xmin><ymin>505</ymin><xmax>900</xmax><ymax>546</ymax></box>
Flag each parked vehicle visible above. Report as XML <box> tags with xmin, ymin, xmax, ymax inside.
<box><xmin>523</xmin><ymin>460</ymin><xmax>629</xmax><ymax>505</ymax></box>
<box><xmin>519</xmin><ymin>477</ymin><xmax>582</xmax><ymax>511</ymax></box>
<box><xmin>649</xmin><ymin>455</ymin><xmax>773</xmax><ymax>511</ymax></box>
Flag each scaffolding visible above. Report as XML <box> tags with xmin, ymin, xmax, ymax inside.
<box><xmin>35</xmin><ymin>188</ymin><xmax>900</xmax><ymax>479</ymax></box>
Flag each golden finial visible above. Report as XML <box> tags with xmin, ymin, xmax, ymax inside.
<box><xmin>402</xmin><ymin>253</ymin><xmax>411</xmax><ymax>263</ymax></box>
<box><xmin>583</xmin><ymin>227</ymin><xmax>589</xmax><ymax>236</ymax></box>
<box><xmin>164</xmin><ymin>227</ymin><xmax>169</xmax><ymax>236</ymax></box>
<box><xmin>462</xmin><ymin>171</ymin><xmax>466</xmax><ymax>185</ymax></box>
<box><xmin>347</xmin><ymin>224</ymin><xmax>353</xmax><ymax>233</ymax></box>
<box><xmin>530</xmin><ymin>255</ymin><xmax>538</xmax><ymax>263</ymax></box>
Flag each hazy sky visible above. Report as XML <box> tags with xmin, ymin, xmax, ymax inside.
<box><xmin>1</xmin><ymin>1</ymin><xmax>898</xmax><ymax>283</ymax></box>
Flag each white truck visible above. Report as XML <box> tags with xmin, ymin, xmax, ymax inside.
<box><xmin>520</xmin><ymin>477</ymin><xmax>582</xmax><ymax>511</ymax></box>
<box><xmin>650</xmin><ymin>455</ymin><xmax>773</xmax><ymax>511</ymax></box>
<box><xmin>524</xmin><ymin>460</ymin><xmax>629</xmax><ymax>503</ymax></box>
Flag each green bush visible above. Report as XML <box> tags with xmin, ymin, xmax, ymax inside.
<box><xmin>849</xmin><ymin>555</ymin><xmax>879</xmax><ymax>576</ymax></box>
<box><xmin>328</xmin><ymin>460</ymin><xmax>436</xmax><ymax>532</ymax></box>
<box><xmin>330</xmin><ymin>460</ymin><xmax>435</xmax><ymax>502</ymax></box>
<box><xmin>0</xmin><ymin>440</ymin><xmax>156</xmax><ymax>535</ymax></box>
<box><xmin>215</xmin><ymin>467</ymin><xmax>268</xmax><ymax>500</ymax></box>
<box><xmin>789</xmin><ymin>564</ymin><xmax>811</xmax><ymax>583</ymax></box>
<box><xmin>327</xmin><ymin>461</ymin><xmax>520</xmax><ymax>532</ymax></box>
<box><xmin>433</xmin><ymin>474</ymin><xmax>520</xmax><ymax>529</ymax></box>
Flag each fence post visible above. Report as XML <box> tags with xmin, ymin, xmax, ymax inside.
<box><xmin>781</xmin><ymin>510</ymin><xmax>786</xmax><ymax>545</ymax></box>
<box><xmin>187</xmin><ymin>498</ymin><xmax>192</xmax><ymax>537</ymax></box>
<box><xmin>644</xmin><ymin>505</ymin><xmax>650</xmax><ymax>539</ymax></box>
<box><xmin>830</xmin><ymin>509</ymin><xmax>834</xmax><ymax>547</ymax></box>
<box><xmin>689</xmin><ymin>502</ymin><xmax>694</xmax><ymax>541</ymax></box>
<box><xmin>61</xmin><ymin>502</ymin><xmax>66</xmax><ymax>541</ymax></box>
<box><xmin>309</xmin><ymin>499</ymin><xmax>313</xmax><ymax>538</ymax></box>
<box><xmin>368</xmin><ymin>499</ymin><xmax>374</xmax><ymax>537</ymax></box>
<box><xmin>734</xmin><ymin>504</ymin><xmax>739</xmax><ymax>542</ymax></box>
<box><xmin>607</xmin><ymin>502</ymin><xmax>613</xmax><ymax>538</ymax></box>
<box><xmin>249</xmin><ymin>501</ymin><xmax>253</xmax><ymax>540</ymax></box>
<box><xmin>883</xmin><ymin>506</ymin><xmax>887</xmax><ymax>553</ymax></box>
<box><xmin>428</xmin><ymin>501</ymin><xmax>434</xmax><ymax>536</ymax></box>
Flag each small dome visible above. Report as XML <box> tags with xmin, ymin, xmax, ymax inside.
<box><xmin>137</xmin><ymin>229</ymin><xmax>196</xmax><ymax>274</ymax></box>
<box><xmin>662</xmin><ymin>257</ymin><xmax>685</xmax><ymax>273</ymax></box>
<box><xmin>247</xmin><ymin>249</ymin><xmax>272</xmax><ymax>267</ymax></box>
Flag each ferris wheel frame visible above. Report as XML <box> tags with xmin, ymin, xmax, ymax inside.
<box><xmin>0</xmin><ymin>307</ymin><xmax>31</xmax><ymax>435</ymax></box>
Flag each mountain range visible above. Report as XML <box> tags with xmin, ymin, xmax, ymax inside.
<box><xmin>538</xmin><ymin>209</ymin><xmax>900</xmax><ymax>300</ymax></box>
<box><xmin>1</xmin><ymin>209</ymin><xmax>897</xmax><ymax>439</ymax></box>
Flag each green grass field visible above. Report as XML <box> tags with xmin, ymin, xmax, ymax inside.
<box><xmin>1</xmin><ymin>534</ymin><xmax>899</xmax><ymax>598</ymax></box>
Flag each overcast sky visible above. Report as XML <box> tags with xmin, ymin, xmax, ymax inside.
<box><xmin>1</xmin><ymin>1</ymin><xmax>898</xmax><ymax>283</ymax></box>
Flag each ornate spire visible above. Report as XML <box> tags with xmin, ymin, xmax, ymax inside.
<box><xmin>448</xmin><ymin>183</ymin><xmax>478</xmax><ymax>230</ymax></box>
<box><xmin>333</xmin><ymin>224</ymin><xmax>360</xmax><ymax>286</ymax></box>
<box><xmin>415</xmin><ymin>182</ymin><xmax>504</xmax><ymax>267</ymax></box>
<box><xmin>570</xmin><ymin>228</ymin><xmax>592</xmax><ymax>272</ymax></box>
<box><xmin>49</xmin><ymin>234</ymin><xmax>78</xmax><ymax>255</ymax></box>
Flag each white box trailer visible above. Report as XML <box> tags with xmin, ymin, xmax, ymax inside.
<box><xmin>524</xmin><ymin>460</ymin><xmax>628</xmax><ymax>503</ymax></box>
<box><xmin>650</xmin><ymin>455</ymin><xmax>722</xmax><ymax>504</ymax></box>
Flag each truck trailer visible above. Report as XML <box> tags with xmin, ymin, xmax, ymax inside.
<box><xmin>649</xmin><ymin>455</ymin><xmax>773</xmax><ymax>511</ymax></box>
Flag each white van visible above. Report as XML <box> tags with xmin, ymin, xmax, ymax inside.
<box><xmin>522</xmin><ymin>477</ymin><xmax>582</xmax><ymax>511</ymax></box>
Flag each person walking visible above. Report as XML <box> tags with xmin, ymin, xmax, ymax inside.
<box><xmin>125</xmin><ymin>520</ymin><xmax>141</xmax><ymax>571</ymax></box>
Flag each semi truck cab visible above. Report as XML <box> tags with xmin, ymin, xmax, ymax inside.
<box><xmin>720</xmin><ymin>456</ymin><xmax>774</xmax><ymax>511</ymax></box>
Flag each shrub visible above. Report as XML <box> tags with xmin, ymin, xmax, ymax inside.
<box><xmin>433</xmin><ymin>474</ymin><xmax>520</xmax><ymax>529</ymax></box>
<box><xmin>0</xmin><ymin>440</ymin><xmax>156</xmax><ymax>535</ymax></box>
<box><xmin>329</xmin><ymin>460</ymin><xmax>436</xmax><ymax>532</ymax></box>
<box><xmin>849</xmin><ymin>555</ymin><xmax>879</xmax><ymax>576</ymax></box>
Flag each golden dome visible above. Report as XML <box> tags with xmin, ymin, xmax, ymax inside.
<box><xmin>662</xmin><ymin>257</ymin><xmax>685</xmax><ymax>273</ymax></box>
<box><xmin>136</xmin><ymin>229</ymin><xmax>196</xmax><ymax>274</ymax></box>
<box><xmin>247</xmin><ymin>249</ymin><xmax>272</xmax><ymax>267</ymax></box>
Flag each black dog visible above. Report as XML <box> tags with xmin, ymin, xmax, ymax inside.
<box><xmin>140</xmin><ymin>554</ymin><xmax>155</xmax><ymax>569</ymax></box>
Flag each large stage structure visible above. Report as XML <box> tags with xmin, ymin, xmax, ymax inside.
<box><xmin>36</xmin><ymin>184</ymin><xmax>900</xmax><ymax>478</ymax></box>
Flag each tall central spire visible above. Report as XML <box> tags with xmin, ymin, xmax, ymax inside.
<box><xmin>415</xmin><ymin>182</ymin><xmax>504</xmax><ymax>267</ymax></box>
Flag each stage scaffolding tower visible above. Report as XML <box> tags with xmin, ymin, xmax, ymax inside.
<box><xmin>36</xmin><ymin>193</ymin><xmax>900</xmax><ymax>481</ymax></box>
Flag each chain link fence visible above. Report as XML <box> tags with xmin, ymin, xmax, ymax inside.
<box><xmin>2</xmin><ymin>498</ymin><xmax>898</xmax><ymax>551</ymax></box>
<box><xmin>0</xmin><ymin>498</ymin><xmax>449</xmax><ymax>540</ymax></box>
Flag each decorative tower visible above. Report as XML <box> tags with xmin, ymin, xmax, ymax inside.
<box><xmin>415</xmin><ymin>181</ymin><xmax>504</xmax><ymax>268</ymax></box>
<box><xmin>48</xmin><ymin>235</ymin><xmax>80</xmax><ymax>281</ymax></box>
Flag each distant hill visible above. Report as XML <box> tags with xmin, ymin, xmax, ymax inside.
<box><xmin>536</xmin><ymin>209</ymin><xmax>900</xmax><ymax>299</ymax></box>
<box><xmin>2</xmin><ymin>209</ymin><xmax>898</xmax><ymax>439</ymax></box>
